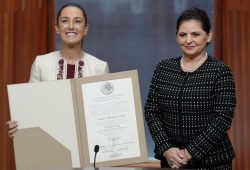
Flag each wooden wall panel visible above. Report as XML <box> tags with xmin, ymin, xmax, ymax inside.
<box><xmin>226</xmin><ymin>11</ymin><xmax>250</xmax><ymax>170</ymax></box>
<box><xmin>214</xmin><ymin>0</ymin><xmax>250</xmax><ymax>169</ymax></box>
<box><xmin>0</xmin><ymin>0</ymin><xmax>55</xmax><ymax>169</ymax></box>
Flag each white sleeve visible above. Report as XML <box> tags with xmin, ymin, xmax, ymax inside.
<box><xmin>103</xmin><ymin>62</ymin><xmax>110</xmax><ymax>74</ymax></box>
<box><xmin>29</xmin><ymin>57</ymin><xmax>41</xmax><ymax>83</ymax></box>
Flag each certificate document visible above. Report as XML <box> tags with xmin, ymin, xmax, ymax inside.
<box><xmin>74</xmin><ymin>70</ymin><xmax>147</xmax><ymax>167</ymax></box>
<box><xmin>8</xmin><ymin>70</ymin><xmax>147</xmax><ymax>169</ymax></box>
<box><xmin>82</xmin><ymin>78</ymin><xmax>140</xmax><ymax>162</ymax></box>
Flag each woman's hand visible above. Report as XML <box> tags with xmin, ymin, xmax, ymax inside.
<box><xmin>6</xmin><ymin>120</ymin><xmax>18</xmax><ymax>138</ymax></box>
<box><xmin>181</xmin><ymin>148</ymin><xmax>192</xmax><ymax>161</ymax></box>
<box><xmin>163</xmin><ymin>147</ymin><xmax>188</xmax><ymax>168</ymax></box>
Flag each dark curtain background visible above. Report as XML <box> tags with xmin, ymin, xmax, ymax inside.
<box><xmin>56</xmin><ymin>0</ymin><xmax>214</xmax><ymax>159</ymax></box>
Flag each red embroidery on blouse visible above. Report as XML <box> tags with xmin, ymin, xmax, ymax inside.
<box><xmin>57</xmin><ymin>59</ymin><xmax>84</xmax><ymax>80</ymax></box>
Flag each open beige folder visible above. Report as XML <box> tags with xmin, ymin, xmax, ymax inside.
<box><xmin>7</xmin><ymin>70</ymin><xmax>148</xmax><ymax>170</ymax></box>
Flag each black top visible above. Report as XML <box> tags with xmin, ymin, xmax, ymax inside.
<box><xmin>144</xmin><ymin>56</ymin><xmax>236</xmax><ymax>166</ymax></box>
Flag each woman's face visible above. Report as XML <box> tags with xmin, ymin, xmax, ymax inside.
<box><xmin>177</xmin><ymin>19</ymin><xmax>212</xmax><ymax>58</ymax></box>
<box><xmin>56</xmin><ymin>6</ymin><xmax>88</xmax><ymax>46</ymax></box>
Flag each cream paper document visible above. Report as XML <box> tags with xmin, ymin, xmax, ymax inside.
<box><xmin>82</xmin><ymin>78</ymin><xmax>140</xmax><ymax>163</ymax></box>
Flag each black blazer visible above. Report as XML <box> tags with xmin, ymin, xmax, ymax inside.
<box><xmin>144</xmin><ymin>56</ymin><xmax>236</xmax><ymax>166</ymax></box>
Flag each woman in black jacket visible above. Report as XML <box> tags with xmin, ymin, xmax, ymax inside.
<box><xmin>144</xmin><ymin>7</ymin><xmax>236</xmax><ymax>169</ymax></box>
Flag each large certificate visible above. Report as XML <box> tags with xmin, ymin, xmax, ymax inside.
<box><xmin>7</xmin><ymin>70</ymin><xmax>147</xmax><ymax>169</ymax></box>
<box><xmin>74</xmin><ymin>70</ymin><xmax>147</xmax><ymax>167</ymax></box>
<box><xmin>83</xmin><ymin>78</ymin><xmax>141</xmax><ymax>162</ymax></box>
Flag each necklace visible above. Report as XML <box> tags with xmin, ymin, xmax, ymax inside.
<box><xmin>57</xmin><ymin>51</ymin><xmax>85</xmax><ymax>80</ymax></box>
<box><xmin>181</xmin><ymin>52</ymin><xmax>208</xmax><ymax>72</ymax></box>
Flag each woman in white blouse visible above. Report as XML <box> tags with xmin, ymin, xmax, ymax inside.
<box><xmin>6</xmin><ymin>3</ymin><xmax>109</xmax><ymax>137</ymax></box>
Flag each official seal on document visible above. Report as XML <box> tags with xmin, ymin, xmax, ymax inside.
<box><xmin>101</xmin><ymin>82</ymin><xmax>114</xmax><ymax>95</ymax></box>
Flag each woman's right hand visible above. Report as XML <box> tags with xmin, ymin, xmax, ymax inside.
<box><xmin>6</xmin><ymin>120</ymin><xmax>18</xmax><ymax>138</ymax></box>
<box><xmin>163</xmin><ymin>147</ymin><xmax>188</xmax><ymax>168</ymax></box>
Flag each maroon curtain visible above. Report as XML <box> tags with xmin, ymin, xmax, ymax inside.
<box><xmin>214</xmin><ymin>0</ymin><xmax>250</xmax><ymax>169</ymax></box>
<box><xmin>0</xmin><ymin>1</ymin><xmax>55</xmax><ymax>169</ymax></box>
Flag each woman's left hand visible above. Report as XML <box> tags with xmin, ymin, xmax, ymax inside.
<box><xmin>181</xmin><ymin>148</ymin><xmax>192</xmax><ymax>161</ymax></box>
<box><xmin>163</xmin><ymin>147</ymin><xmax>188</xmax><ymax>168</ymax></box>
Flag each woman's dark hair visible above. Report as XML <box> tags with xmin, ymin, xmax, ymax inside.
<box><xmin>176</xmin><ymin>7</ymin><xmax>211</xmax><ymax>34</ymax></box>
<box><xmin>56</xmin><ymin>3</ymin><xmax>88</xmax><ymax>25</ymax></box>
